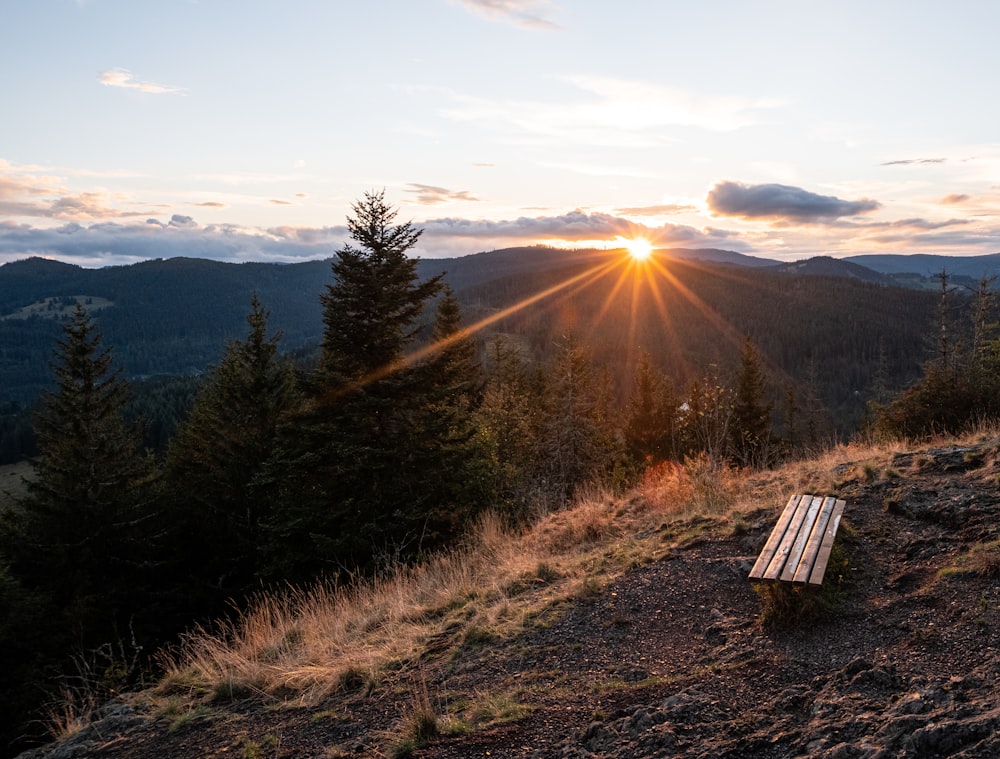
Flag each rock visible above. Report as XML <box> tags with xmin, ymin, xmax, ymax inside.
<box><xmin>15</xmin><ymin>702</ymin><xmax>149</xmax><ymax>759</ymax></box>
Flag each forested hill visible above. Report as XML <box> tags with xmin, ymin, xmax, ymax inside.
<box><xmin>0</xmin><ymin>248</ymin><xmax>944</xmax><ymax>435</ymax></box>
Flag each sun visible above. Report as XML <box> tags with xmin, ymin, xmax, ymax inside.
<box><xmin>619</xmin><ymin>237</ymin><xmax>654</xmax><ymax>261</ymax></box>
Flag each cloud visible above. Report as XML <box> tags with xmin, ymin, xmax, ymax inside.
<box><xmin>405</xmin><ymin>184</ymin><xmax>481</xmax><ymax>205</ymax></box>
<box><xmin>443</xmin><ymin>77</ymin><xmax>785</xmax><ymax>146</ymax></box>
<box><xmin>940</xmin><ymin>193</ymin><xmax>970</xmax><ymax>205</ymax></box>
<box><xmin>419</xmin><ymin>209</ymin><xmax>732</xmax><ymax>248</ymax></box>
<box><xmin>98</xmin><ymin>68</ymin><xmax>187</xmax><ymax>95</ymax></box>
<box><xmin>615</xmin><ymin>204</ymin><xmax>696</xmax><ymax>217</ymax></box>
<box><xmin>0</xmin><ymin>208</ymin><xmax>740</xmax><ymax>267</ymax></box>
<box><xmin>0</xmin><ymin>218</ymin><xmax>348</xmax><ymax>267</ymax></box>
<box><xmin>192</xmin><ymin>201</ymin><xmax>226</xmax><ymax>208</ymax></box>
<box><xmin>0</xmin><ymin>161</ymin><xmax>171</xmax><ymax>221</ymax></box>
<box><xmin>707</xmin><ymin>181</ymin><xmax>880</xmax><ymax>223</ymax></box>
<box><xmin>880</xmin><ymin>157</ymin><xmax>947</xmax><ymax>166</ymax></box>
<box><xmin>270</xmin><ymin>199</ymin><xmax>293</xmax><ymax>205</ymax></box>
<box><xmin>455</xmin><ymin>0</ymin><xmax>561</xmax><ymax>30</ymax></box>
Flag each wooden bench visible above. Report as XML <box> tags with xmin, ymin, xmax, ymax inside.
<box><xmin>748</xmin><ymin>494</ymin><xmax>846</xmax><ymax>585</ymax></box>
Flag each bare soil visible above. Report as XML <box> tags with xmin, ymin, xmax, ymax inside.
<box><xmin>23</xmin><ymin>440</ymin><xmax>1000</xmax><ymax>758</ymax></box>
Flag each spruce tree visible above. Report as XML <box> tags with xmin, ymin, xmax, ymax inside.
<box><xmin>267</xmin><ymin>191</ymin><xmax>488</xmax><ymax>577</ymax></box>
<box><xmin>625</xmin><ymin>351</ymin><xmax>679</xmax><ymax>464</ymax></box>
<box><xmin>474</xmin><ymin>336</ymin><xmax>541</xmax><ymax>517</ymax></box>
<box><xmin>730</xmin><ymin>336</ymin><xmax>776</xmax><ymax>467</ymax></box>
<box><xmin>535</xmin><ymin>334</ymin><xmax>615</xmax><ymax>501</ymax></box>
<box><xmin>7</xmin><ymin>305</ymin><xmax>153</xmax><ymax>619</ymax></box>
<box><xmin>319</xmin><ymin>190</ymin><xmax>442</xmax><ymax>382</ymax></box>
<box><xmin>0</xmin><ymin>305</ymin><xmax>155</xmax><ymax>741</ymax></box>
<box><xmin>164</xmin><ymin>294</ymin><xmax>294</xmax><ymax>598</ymax></box>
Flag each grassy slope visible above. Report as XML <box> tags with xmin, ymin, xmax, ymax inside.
<box><xmin>33</xmin><ymin>427</ymin><xmax>1000</xmax><ymax>757</ymax></box>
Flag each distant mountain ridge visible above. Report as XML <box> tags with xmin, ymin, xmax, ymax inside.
<box><xmin>844</xmin><ymin>252</ymin><xmax>1000</xmax><ymax>278</ymax></box>
<box><xmin>769</xmin><ymin>256</ymin><xmax>896</xmax><ymax>285</ymax></box>
<box><xmin>0</xmin><ymin>248</ymin><xmax>941</xmax><ymax>432</ymax></box>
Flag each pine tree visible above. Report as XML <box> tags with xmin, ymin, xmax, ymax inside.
<box><xmin>730</xmin><ymin>336</ymin><xmax>775</xmax><ymax>467</ymax></box>
<box><xmin>679</xmin><ymin>369</ymin><xmax>733</xmax><ymax>467</ymax></box>
<box><xmin>625</xmin><ymin>351</ymin><xmax>679</xmax><ymax>464</ymax></box>
<box><xmin>164</xmin><ymin>294</ymin><xmax>294</xmax><ymax>597</ymax></box>
<box><xmin>267</xmin><ymin>192</ymin><xmax>486</xmax><ymax>577</ymax></box>
<box><xmin>474</xmin><ymin>336</ymin><xmax>540</xmax><ymax>516</ymax></box>
<box><xmin>319</xmin><ymin>190</ymin><xmax>442</xmax><ymax>382</ymax></box>
<box><xmin>0</xmin><ymin>305</ymin><xmax>155</xmax><ymax>731</ymax></box>
<box><xmin>399</xmin><ymin>285</ymin><xmax>488</xmax><ymax>544</ymax></box>
<box><xmin>535</xmin><ymin>334</ymin><xmax>616</xmax><ymax>501</ymax></box>
<box><xmin>7</xmin><ymin>306</ymin><xmax>153</xmax><ymax>613</ymax></box>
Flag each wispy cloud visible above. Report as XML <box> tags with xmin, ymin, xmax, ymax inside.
<box><xmin>455</xmin><ymin>0</ymin><xmax>561</xmax><ymax>30</ymax></box>
<box><xmin>443</xmin><ymin>77</ymin><xmax>784</xmax><ymax>146</ymax></box>
<box><xmin>880</xmin><ymin>157</ymin><xmax>947</xmax><ymax>166</ymax></box>
<box><xmin>707</xmin><ymin>181</ymin><xmax>880</xmax><ymax>223</ymax></box>
<box><xmin>615</xmin><ymin>204</ymin><xmax>696</xmax><ymax>217</ymax></box>
<box><xmin>0</xmin><ymin>161</ymin><xmax>158</xmax><ymax>220</ymax></box>
<box><xmin>98</xmin><ymin>68</ymin><xmax>187</xmax><ymax>95</ymax></box>
<box><xmin>940</xmin><ymin>193</ymin><xmax>970</xmax><ymax>205</ymax></box>
<box><xmin>405</xmin><ymin>184</ymin><xmax>481</xmax><ymax>205</ymax></box>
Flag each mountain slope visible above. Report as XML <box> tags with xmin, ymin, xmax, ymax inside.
<box><xmin>844</xmin><ymin>252</ymin><xmax>1000</xmax><ymax>278</ymax></box>
<box><xmin>770</xmin><ymin>255</ymin><xmax>895</xmax><ymax>285</ymax></box>
<box><xmin>0</xmin><ymin>251</ymin><xmax>940</xmax><ymax>438</ymax></box>
<box><xmin>22</xmin><ymin>433</ymin><xmax>1000</xmax><ymax>758</ymax></box>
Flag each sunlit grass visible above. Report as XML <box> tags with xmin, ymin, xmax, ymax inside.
<box><xmin>158</xmin><ymin>427</ymin><xmax>999</xmax><ymax>718</ymax></box>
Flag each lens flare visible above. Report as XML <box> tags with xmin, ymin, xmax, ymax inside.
<box><xmin>619</xmin><ymin>237</ymin><xmax>653</xmax><ymax>261</ymax></box>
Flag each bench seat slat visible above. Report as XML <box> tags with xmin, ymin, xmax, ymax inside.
<box><xmin>748</xmin><ymin>494</ymin><xmax>846</xmax><ymax>586</ymax></box>
<box><xmin>780</xmin><ymin>496</ymin><xmax>823</xmax><ymax>582</ymax></box>
<box><xmin>792</xmin><ymin>496</ymin><xmax>837</xmax><ymax>583</ymax></box>
<box><xmin>747</xmin><ymin>494</ymin><xmax>803</xmax><ymax>581</ymax></box>
<box><xmin>764</xmin><ymin>495</ymin><xmax>813</xmax><ymax>581</ymax></box>
<box><xmin>807</xmin><ymin>499</ymin><xmax>846</xmax><ymax>585</ymax></box>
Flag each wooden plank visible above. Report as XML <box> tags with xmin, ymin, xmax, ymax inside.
<box><xmin>792</xmin><ymin>496</ymin><xmax>837</xmax><ymax>584</ymax></box>
<box><xmin>807</xmin><ymin>499</ymin><xmax>846</xmax><ymax>585</ymax></box>
<box><xmin>748</xmin><ymin>494</ymin><xmax>803</xmax><ymax>580</ymax></box>
<box><xmin>780</xmin><ymin>496</ymin><xmax>823</xmax><ymax>582</ymax></box>
<box><xmin>763</xmin><ymin>494</ymin><xmax>812</xmax><ymax>581</ymax></box>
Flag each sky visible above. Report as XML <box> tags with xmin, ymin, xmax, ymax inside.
<box><xmin>2</xmin><ymin>0</ymin><xmax>1000</xmax><ymax>267</ymax></box>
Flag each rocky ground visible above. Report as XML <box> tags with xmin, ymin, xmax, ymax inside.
<box><xmin>20</xmin><ymin>440</ymin><xmax>1000</xmax><ymax>758</ymax></box>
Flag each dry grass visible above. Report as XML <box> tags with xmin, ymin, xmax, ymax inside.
<box><xmin>940</xmin><ymin>539</ymin><xmax>1000</xmax><ymax>579</ymax></box>
<box><xmin>162</xmin><ymin>429</ymin><xmax>994</xmax><ymax>713</ymax></box>
<box><xmin>43</xmin><ymin>685</ymin><xmax>99</xmax><ymax>742</ymax></box>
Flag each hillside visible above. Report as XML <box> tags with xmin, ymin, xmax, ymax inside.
<box><xmin>769</xmin><ymin>256</ymin><xmax>896</xmax><ymax>286</ymax></box>
<box><xmin>21</xmin><ymin>431</ymin><xmax>1000</xmax><ymax>758</ymax></box>
<box><xmin>844</xmin><ymin>252</ymin><xmax>1000</xmax><ymax>279</ymax></box>
<box><xmin>0</xmin><ymin>249</ymin><xmax>942</xmax><ymax>438</ymax></box>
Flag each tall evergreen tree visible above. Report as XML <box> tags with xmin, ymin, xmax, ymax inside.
<box><xmin>319</xmin><ymin>190</ymin><xmax>442</xmax><ymax>382</ymax></box>
<box><xmin>5</xmin><ymin>305</ymin><xmax>153</xmax><ymax>620</ymax></box>
<box><xmin>679</xmin><ymin>369</ymin><xmax>733</xmax><ymax>467</ymax></box>
<box><xmin>266</xmin><ymin>192</ymin><xmax>484</xmax><ymax>577</ymax></box>
<box><xmin>730</xmin><ymin>336</ymin><xmax>776</xmax><ymax>467</ymax></box>
<box><xmin>0</xmin><ymin>306</ymin><xmax>155</xmax><ymax>750</ymax></box>
<box><xmin>625</xmin><ymin>351</ymin><xmax>679</xmax><ymax>464</ymax></box>
<box><xmin>164</xmin><ymin>294</ymin><xmax>294</xmax><ymax>598</ymax></box>
<box><xmin>474</xmin><ymin>336</ymin><xmax>541</xmax><ymax>517</ymax></box>
<box><xmin>535</xmin><ymin>334</ymin><xmax>616</xmax><ymax>500</ymax></box>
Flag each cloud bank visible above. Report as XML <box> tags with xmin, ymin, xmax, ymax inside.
<box><xmin>707</xmin><ymin>181</ymin><xmax>880</xmax><ymax>222</ymax></box>
<box><xmin>0</xmin><ymin>210</ymin><xmax>735</xmax><ymax>267</ymax></box>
